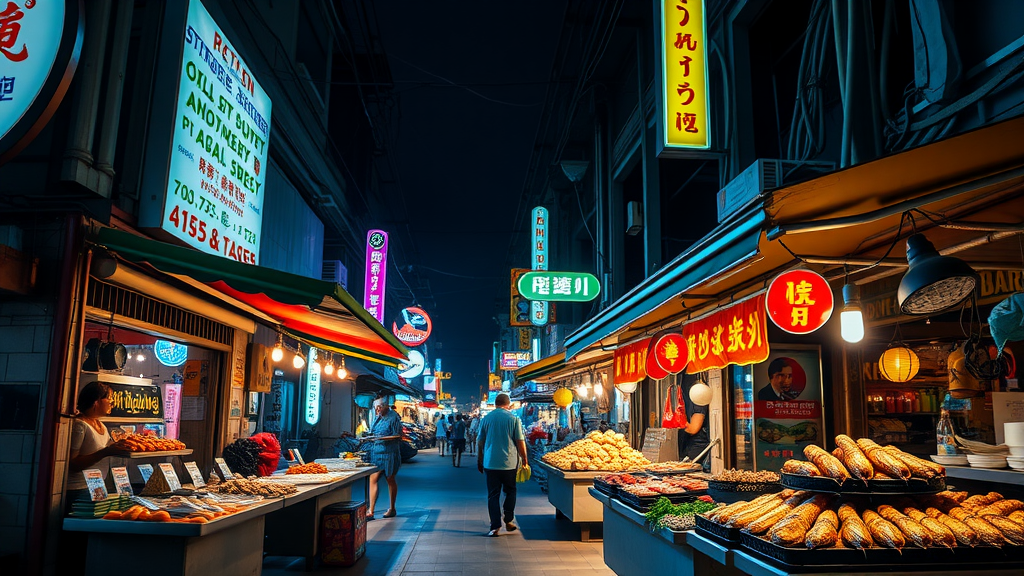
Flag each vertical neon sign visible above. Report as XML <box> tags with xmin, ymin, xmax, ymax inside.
<box><xmin>305</xmin><ymin>347</ymin><xmax>321</xmax><ymax>425</ymax></box>
<box><xmin>531</xmin><ymin>207</ymin><xmax>549</xmax><ymax>326</ymax></box>
<box><xmin>364</xmin><ymin>229</ymin><xmax>388</xmax><ymax>323</ymax></box>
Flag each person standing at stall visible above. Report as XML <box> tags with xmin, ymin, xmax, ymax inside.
<box><xmin>367</xmin><ymin>397</ymin><xmax>402</xmax><ymax>520</ymax></box>
<box><xmin>477</xmin><ymin>393</ymin><xmax>528</xmax><ymax>537</ymax></box>
<box><xmin>68</xmin><ymin>381</ymin><xmax>128</xmax><ymax>503</ymax></box>
<box><xmin>677</xmin><ymin>376</ymin><xmax>711</xmax><ymax>471</ymax></box>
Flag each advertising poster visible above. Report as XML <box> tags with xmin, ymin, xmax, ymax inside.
<box><xmin>752</xmin><ymin>345</ymin><xmax>824</xmax><ymax>472</ymax></box>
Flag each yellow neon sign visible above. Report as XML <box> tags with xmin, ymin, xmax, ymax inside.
<box><xmin>661</xmin><ymin>0</ymin><xmax>710</xmax><ymax>150</ymax></box>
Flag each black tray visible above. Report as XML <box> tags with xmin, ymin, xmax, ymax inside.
<box><xmin>739</xmin><ymin>531</ymin><xmax>1024</xmax><ymax>573</ymax></box>
<box><xmin>780</xmin><ymin>472</ymin><xmax>945</xmax><ymax>494</ymax></box>
<box><xmin>592</xmin><ymin>478</ymin><xmax>619</xmax><ymax>498</ymax></box>
<box><xmin>706</xmin><ymin>480</ymin><xmax>782</xmax><ymax>504</ymax></box>
<box><xmin>616</xmin><ymin>489</ymin><xmax>705</xmax><ymax>511</ymax></box>
<box><xmin>694</xmin><ymin>513</ymin><xmax>743</xmax><ymax>543</ymax></box>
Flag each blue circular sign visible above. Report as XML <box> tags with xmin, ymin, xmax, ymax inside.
<box><xmin>154</xmin><ymin>340</ymin><xmax>188</xmax><ymax>367</ymax></box>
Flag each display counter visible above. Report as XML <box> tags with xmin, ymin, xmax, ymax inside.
<box><xmin>63</xmin><ymin>468</ymin><xmax>374</xmax><ymax>576</ymax></box>
<box><xmin>536</xmin><ymin>461</ymin><xmax>604</xmax><ymax>541</ymax></box>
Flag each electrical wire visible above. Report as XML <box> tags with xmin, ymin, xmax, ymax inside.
<box><xmin>388</xmin><ymin>54</ymin><xmax>542</xmax><ymax>108</ymax></box>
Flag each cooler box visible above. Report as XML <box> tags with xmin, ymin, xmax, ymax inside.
<box><xmin>320</xmin><ymin>501</ymin><xmax>366</xmax><ymax>566</ymax></box>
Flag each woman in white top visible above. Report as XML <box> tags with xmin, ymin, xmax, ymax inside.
<box><xmin>67</xmin><ymin>382</ymin><xmax>127</xmax><ymax>495</ymax></box>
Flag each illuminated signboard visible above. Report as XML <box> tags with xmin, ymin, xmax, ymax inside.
<box><xmin>154</xmin><ymin>340</ymin><xmax>189</xmax><ymax>367</ymax></box>
<box><xmin>765</xmin><ymin>270</ymin><xmax>834</xmax><ymax>335</ymax></box>
<box><xmin>0</xmin><ymin>0</ymin><xmax>82</xmax><ymax>164</ymax></box>
<box><xmin>531</xmin><ymin>207</ymin><xmax>549</xmax><ymax>326</ymax></box>
<box><xmin>399</xmin><ymin>349</ymin><xmax>425</xmax><ymax>379</ymax></box>
<box><xmin>657</xmin><ymin>0</ymin><xmax>710</xmax><ymax>155</ymax></box>
<box><xmin>500</xmin><ymin>352</ymin><xmax>532</xmax><ymax>370</ymax></box>
<box><xmin>392</xmin><ymin>306</ymin><xmax>432</xmax><ymax>346</ymax></box>
<box><xmin>157</xmin><ymin>0</ymin><xmax>271</xmax><ymax>264</ymax></box>
<box><xmin>305</xmin><ymin>347</ymin><xmax>320</xmax><ymax>425</ymax></box>
<box><xmin>518</xmin><ymin>271</ymin><xmax>600</xmax><ymax>302</ymax></box>
<box><xmin>364</xmin><ymin>229</ymin><xmax>388</xmax><ymax>323</ymax></box>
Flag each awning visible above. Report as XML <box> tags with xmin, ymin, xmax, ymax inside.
<box><xmin>514</xmin><ymin>348</ymin><xmax>612</xmax><ymax>387</ymax></box>
<box><xmin>514</xmin><ymin>352</ymin><xmax>566</xmax><ymax>383</ymax></box>
<box><xmin>91</xmin><ymin>227</ymin><xmax>409</xmax><ymax>367</ymax></box>
<box><xmin>355</xmin><ymin>374</ymin><xmax>421</xmax><ymax>399</ymax></box>
<box><xmin>564</xmin><ymin>116</ymin><xmax>1024</xmax><ymax>355</ymax></box>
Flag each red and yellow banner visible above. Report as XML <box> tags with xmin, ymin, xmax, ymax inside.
<box><xmin>613</xmin><ymin>337</ymin><xmax>652</xmax><ymax>385</ymax></box>
<box><xmin>683</xmin><ymin>295</ymin><xmax>769</xmax><ymax>373</ymax></box>
<box><xmin>660</xmin><ymin>0</ymin><xmax>709</xmax><ymax>150</ymax></box>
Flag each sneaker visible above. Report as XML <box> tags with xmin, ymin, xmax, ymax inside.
<box><xmin>486</xmin><ymin>529</ymin><xmax>500</xmax><ymax>537</ymax></box>
<box><xmin>505</xmin><ymin>521</ymin><xmax>518</xmax><ymax>532</ymax></box>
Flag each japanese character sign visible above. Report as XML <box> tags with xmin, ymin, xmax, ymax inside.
<box><xmin>363</xmin><ymin>229</ymin><xmax>389</xmax><ymax>323</ymax></box>
<box><xmin>613</xmin><ymin>338</ymin><xmax>651</xmax><ymax>385</ymax></box>
<box><xmin>517</xmin><ymin>271</ymin><xmax>600</xmax><ymax>302</ymax></box>
<box><xmin>683</xmin><ymin>295</ymin><xmax>770</xmax><ymax>373</ymax></box>
<box><xmin>531</xmin><ymin>206</ymin><xmax>549</xmax><ymax>326</ymax></box>
<box><xmin>765</xmin><ymin>269</ymin><xmax>834</xmax><ymax>335</ymax></box>
<box><xmin>659</xmin><ymin>0</ymin><xmax>709</xmax><ymax>150</ymax></box>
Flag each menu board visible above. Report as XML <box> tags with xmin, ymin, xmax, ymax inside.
<box><xmin>158</xmin><ymin>463</ymin><xmax>182</xmax><ymax>492</ymax></box>
<box><xmin>105</xmin><ymin>382</ymin><xmax>164</xmax><ymax>421</ymax></box>
<box><xmin>138</xmin><ymin>464</ymin><xmax>154</xmax><ymax>483</ymax></box>
<box><xmin>83</xmin><ymin>469</ymin><xmax>108</xmax><ymax>501</ymax></box>
<box><xmin>110</xmin><ymin>467</ymin><xmax>133</xmax><ymax>496</ymax></box>
<box><xmin>183</xmin><ymin>461</ymin><xmax>206</xmax><ymax>488</ymax></box>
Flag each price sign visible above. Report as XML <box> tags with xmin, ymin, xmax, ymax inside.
<box><xmin>214</xmin><ymin>457</ymin><xmax>234</xmax><ymax>480</ymax></box>
<box><xmin>110</xmin><ymin>467</ymin><xmax>133</xmax><ymax>496</ymax></box>
<box><xmin>183</xmin><ymin>461</ymin><xmax>206</xmax><ymax>488</ymax></box>
<box><xmin>138</xmin><ymin>464</ymin><xmax>154</xmax><ymax>483</ymax></box>
<box><xmin>82</xmin><ymin>469</ymin><xmax>108</xmax><ymax>502</ymax></box>
<box><xmin>158</xmin><ymin>463</ymin><xmax>182</xmax><ymax>492</ymax></box>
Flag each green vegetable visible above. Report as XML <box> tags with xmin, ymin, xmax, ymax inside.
<box><xmin>643</xmin><ymin>497</ymin><xmax>716</xmax><ymax>528</ymax></box>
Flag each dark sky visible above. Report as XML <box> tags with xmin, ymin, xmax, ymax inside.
<box><xmin>376</xmin><ymin>2</ymin><xmax>567</xmax><ymax>402</ymax></box>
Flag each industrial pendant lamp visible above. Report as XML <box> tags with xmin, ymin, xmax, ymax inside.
<box><xmin>271</xmin><ymin>333</ymin><xmax>285</xmax><ymax>363</ymax></box>
<box><xmin>897</xmin><ymin>233</ymin><xmax>978</xmax><ymax>315</ymax></box>
<box><xmin>840</xmin><ymin>283</ymin><xmax>865</xmax><ymax>343</ymax></box>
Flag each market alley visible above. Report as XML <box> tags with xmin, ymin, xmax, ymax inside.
<box><xmin>263</xmin><ymin>448</ymin><xmax>613</xmax><ymax>576</ymax></box>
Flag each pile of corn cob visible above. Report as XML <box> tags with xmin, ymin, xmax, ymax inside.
<box><xmin>782</xmin><ymin>435</ymin><xmax>945</xmax><ymax>481</ymax></box>
<box><xmin>703</xmin><ymin>489</ymin><xmax>1024</xmax><ymax>549</ymax></box>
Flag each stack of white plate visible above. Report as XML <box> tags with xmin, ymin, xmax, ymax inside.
<box><xmin>931</xmin><ymin>454</ymin><xmax>969</xmax><ymax>466</ymax></box>
<box><xmin>966</xmin><ymin>454</ymin><xmax>1008</xmax><ymax>469</ymax></box>
<box><xmin>1007</xmin><ymin>456</ymin><xmax>1024</xmax><ymax>471</ymax></box>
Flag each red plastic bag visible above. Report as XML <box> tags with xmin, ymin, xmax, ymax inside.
<box><xmin>663</xmin><ymin>385</ymin><xmax>681</xmax><ymax>428</ymax></box>
<box><xmin>249</xmin><ymin>432</ymin><xmax>282</xmax><ymax>477</ymax></box>
<box><xmin>674</xmin><ymin>386</ymin><xmax>689</xmax><ymax>429</ymax></box>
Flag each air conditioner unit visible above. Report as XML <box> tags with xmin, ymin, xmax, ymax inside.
<box><xmin>716</xmin><ymin>159</ymin><xmax>836</xmax><ymax>222</ymax></box>
<box><xmin>626</xmin><ymin>200</ymin><xmax>643</xmax><ymax>236</ymax></box>
<box><xmin>322</xmin><ymin>260</ymin><xmax>348</xmax><ymax>289</ymax></box>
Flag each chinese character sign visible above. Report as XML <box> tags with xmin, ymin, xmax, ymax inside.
<box><xmin>517</xmin><ymin>271</ymin><xmax>600</xmax><ymax>302</ymax></box>
<box><xmin>683</xmin><ymin>295</ymin><xmax>770</xmax><ymax>373</ymax></box>
<box><xmin>500</xmin><ymin>352</ymin><xmax>532</xmax><ymax>370</ymax></box>
<box><xmin>752</xmin><ymin>346</ymin><xmax>824</xmax><ymax>472</ymax></box>
<box><xmin>531</xmin><ymin>206</ymin><xmax>549</xmax><ymax>326</ymax></box>
<box><xmin>660</xmin><ymin>0</ymin><xmax>709</xmax><ymax>150</ymax></box>
<box><xmin>613</xmin><ymin>338</ymin><xmax>652</xmax><ymax>385</ymax></box>
<box><xmin>363</xmin><ymin>229</ymin><xmax>388</xmax><ymax>323</ymax></box>
<box><xmin>305</xmin><ymin>348</ymin><xmax>321</xmax><ymax>425</ymax></box>
<box><xmin>162</xmin><ymin>0</ymin><xmax>272</xmax><ymax>265</ymax></box>
<box><xmin>653</xmin><ymin>332</ymin><xmax>689</xmax><ymax>374</ymax></box>
<box><xmin>765</xmin><ymin>270</ymin><xmax>834</xmax><ymax>335</ymax></box>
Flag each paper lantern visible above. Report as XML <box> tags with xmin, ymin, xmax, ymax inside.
<box><xmin>879</xmin><ymin>346</ymin><xmax>920</xmax><ymax>383</ymax></box>
<box><xmin>615</xmin><ymin>381</ymin><xmax>638</xmax><ymax>394</ymax></box>
<box><xmin>553</xmin><ymin>387</ymin><xmax>574</xmax><ymax>408</ymax></box>
<box><xmin>689</xmin><ymin>382</ymin><xmax>712</xmax><ymax>406</ymax></box>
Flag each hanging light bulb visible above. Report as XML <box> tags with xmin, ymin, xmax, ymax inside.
<box><xmin>136</xmin><ymin>349</ymin><xmax>146</xmax><ymax>362</ymax></box>
<box><xmin>577</xmin><ymin>384</ymin><xmax>588</xmax><ymax>399</ymax></box>
<box><xmin>594</xmin><ymin>380</ymin><xmax>604</xmax><ymax>397</ymax></box>
<box><xmin>840</xmin><ymin>283</ymin><xmax>865</xmax><ymax>343</ymax></box>
<box><xmin>336</xmin><ymin>355</ymin><xmax>348</xmax><ymax>379</ymax></box>
<box><xmin>324</xmin><ymin>353</ymin><xmax>335</xmax><ymax>376</ymax></box>
<box><xmin>271</xmin><ymin>333</ymin><xmax>284</xmax><ymax>363</ymax></box>
<box><xmin>292</xmin><ymin>344</ymin><xmax>305</xmax><ymax>369</ymax></box>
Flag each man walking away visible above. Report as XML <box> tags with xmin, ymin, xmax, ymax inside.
<box><xmin>451</xmin><ymin>415</ymin><xmax>467</xmax><ymax>467</ymax></box>
<box><xmin>477</xmin><ymin>393</ymin><xmax>527</xmax><ymax>537</ymax></box>
<box><xmin>467</xmin><ymin>415</ymin><xmax>479</xmax><ymax>454</ymax></box>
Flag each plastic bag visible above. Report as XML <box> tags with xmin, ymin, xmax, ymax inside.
<box><xmin>516</xmin><ymin>463</ymin><xmax>532</xmax><ymax>483</ymax></box>
<box><xmin>663</xmin><ymin>385</ymin><xmax>682</xmax><ymax>428</ymax></box>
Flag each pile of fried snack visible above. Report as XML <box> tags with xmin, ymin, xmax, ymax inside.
<box><xmin>703</xmin><ymin>489</ymin><xmax>1024</xmax><ymax>549</ymax></box>
<box><xmin>541</xmin><ymin>430</ymin><xmax>651</xmax><ymax>471</ymax></box>
<box><xmin>782</xmin><ymin>435</ymin><xmax>943</xmax><ymax>480</ymax></box>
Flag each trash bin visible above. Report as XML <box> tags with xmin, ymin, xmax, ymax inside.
<box><xmin>320</xmin><ymin>501</ymin><xmax>366</xmax><ymax>566</ymax></box>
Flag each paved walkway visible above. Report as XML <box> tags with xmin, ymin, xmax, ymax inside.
<box><xmin>264</xmin><ymin>447</ymin><xmax>613</xmax><ymax>576</ymax></box>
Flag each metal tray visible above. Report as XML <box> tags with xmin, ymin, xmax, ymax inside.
<box><xmin>780</xmin><ymin>472</ymin><xmax>945</xmax><ymax>494</ymax></box>
<box><xmin>592</xmin><ymin>478</ymin><xmax>619</xmax><ymax>498</ymax></box>
<box><xmin>694</xmin><ymin>513</ymin><xmax>743</xmax><ymax>543</ymax></box>
<box><xmin>739</xmin><ymin>531</ymin><xmax>1024</xmax><ymax>573</ymax></box>
<box><xmin>617</xmin><ymin>489</ymin><xmax>705</xmax><ymax>512</ymax></box>
<box><xmin>705</xmin><ymin>480</ymin><xmax>782</xmax><ymax>504</ymax></box>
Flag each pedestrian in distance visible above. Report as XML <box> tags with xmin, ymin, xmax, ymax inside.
<box><xmin>477</xmin><ymin>393</ymin><xmax>528</xmax><ymax>537</ymax></box>
<box><xmin>451</xmin><ymin>414</ymin><xmax>467</xmax><ymax>467</ymax></box>
<box><xmin>366</xmin><ymin>397</ymin><xmax>402</xmax><ymax>520</ymax></box>
<box><xmin>435</xmin><ymin>414</ymin><xmax>448</xmax><ymax>456</ymax></box>
<box><xmin>466</xmin><ymin>414</ymin><xmax>480</xmax><ymax>454</ymax></box>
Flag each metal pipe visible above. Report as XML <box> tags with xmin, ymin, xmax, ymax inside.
<box><xmin>64</xmin><ymin>0</ymin><xmax>111</xmax><ymax>165</ymax></box>
<box><xmin>939</xmin><ymin>222</ymin><xmax>1024</xmax><ymax>232</ymax></box>
<box><xmin>765</xmin><ymin>165</ymin><xmax>1024</xmax><ymax>240</ymax></box>
<box><xmin>95</xmin><ymin>0</ymin><xmax>134</xmax><ymax>176</ymax></box>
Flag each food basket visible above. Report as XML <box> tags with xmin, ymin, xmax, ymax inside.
<box><xmin>738</xmin><ymin>531</ymin><xmax>1024</xmax><ymax>573</ymax></box>
<box><xmin>694</xmin><ymin>513</ymin><xmax>743</xmax><ymax>543</ymax></box>
<box><xmin>706</xmin><ymin>479</ymin><xmax>783</xmax><ymax>504</ymax></box>
<box><xmin>780</xmin><ymin>472</ymin><xmax>945</xmax><ymax>495</ymax></box>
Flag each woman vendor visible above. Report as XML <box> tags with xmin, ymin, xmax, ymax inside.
<box><xmin>677</xmin><ymin>374</ymin><xmax>710</xmax><ymax>471</ymax></box>
<box><xmin>366</xmin><ymin>396</ymin><xmax>403</xmax><ymax>520</ymax></box>
<box><xmin>67</xmin><ymin>381</ymin><xmax>127</xmax><ymax>501</ymax></box>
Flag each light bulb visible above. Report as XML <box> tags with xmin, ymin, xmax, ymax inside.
<box><xmin>271</xmin><ymin>345</ymin><xmax>284</xmax><ymax>363</ymax></box>
<box><xmin>136</xmin><ymin>353</ymin><xmax>146</xmax><ymax>362</ymax></box>
<box><xmin>594</xmin><ymin>383</ymin><xmax>604</xmax><ymax>397</ymax></box>
<box><xmin>324</xmin><ymin>362</ymin><xmax>334</xmax><ymax>376</ymax></box>
<box><xmin>577</xmin><ymin>385</ymin><xmax>588</xmax><ymax>399</ymax></box>
<box><xmin>337</xmin><ymin>366</ymin><xmax>348</xmax><ymax>379</ymax></box>
<box><xmin>841</xmin><ymin>283</ymin><xmax>865</xmax><ymax>343</ymax></box>
<box><xmin>293</xmin><ymin>352</ymin><xmax>305</xmax><ymax>369</ymax></box>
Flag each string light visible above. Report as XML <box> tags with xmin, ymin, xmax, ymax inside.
<box><xmin>324</xmin><ymin>353</ymin><xmax>335</xmax><ymax>376</ymax></box>
<box><xmin>271</xmin><ymin>333</ymin><xmax>284</xmax><ymax>363</ymax></box>
<box><xmin>336</xmin><ymin>356</ymin><xmax>348</xmax><ymax>379</ymax></box>
<box><xmin>292</xmin><ymin>344</ymin><xmax>305</xmax><ymax>369</ymax></box>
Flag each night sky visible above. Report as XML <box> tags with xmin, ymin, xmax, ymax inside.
<box><xmin>376</xmin><ymin>2</ymin><xmax>567</xmax><ymax>402</ymax></box>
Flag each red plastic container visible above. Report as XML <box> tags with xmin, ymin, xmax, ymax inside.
<box><xmin>320</xmin><ymin>501</ymin><xmax>366</xmax><ymax>566</ymax></box>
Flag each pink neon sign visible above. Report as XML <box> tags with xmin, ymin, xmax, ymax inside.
<box><xmin>363</xmin><ymin>229</ymin><xmax>388</xmax><ymax>323</ymax></box>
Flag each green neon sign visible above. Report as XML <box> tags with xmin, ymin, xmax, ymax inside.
<box><xmin>517</xmin><ymin>271</ymin><xmax>600</xmax><ymax>302</ymax></box>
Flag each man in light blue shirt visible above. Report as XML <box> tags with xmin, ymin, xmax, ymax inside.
<box><xmin>477</xmin><ymin>393</ymin><xmax>527</xmax><ymax>536</ymax></box>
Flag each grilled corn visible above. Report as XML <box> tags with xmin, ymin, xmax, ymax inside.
<box><xmin>926</xmin><ymin>507</ymin><xmax>978</xmax><ymax>546</ymax></box>
<box><xmin>983</xmin><ymin>514</ymin><xmax>1024</xmax><ymax>545</ymax></box>
<box><xmin>745</xmin><ymin>492</ymin><xmax>809</xmax><ymax>535</ymax></box>
<box><xmin>782</xmin><ymin>460</ymin><xmax>820</xmax><ymax>476</ymax></box>
<box><xmin>862</xmin><ymin>509</ymin><xmax>906</xmax><ymax>550</ymax></box>
<box><xmin>879</xmin><ymin>446</ymin><xmax>940</xmax><ymax>479</ymax></box>
<box><xmin>836</xmin><ymin>435</ymin><xmax>874</xmax><ymax>480</ymax></box>
<box><xmin>768</xmin><ymin>494</ymin><xmax>833</xmax><ymax>547</ymax></box>
<box><xmin>903</xmin><ymin>507</ymin><xmax>956</xmax><ymax>548</ymax></box>
<box><xmin>804</xmin><ymin>445</ymin><xmax>851</xmax><ymax>481</ymax></box>
<box><xmin>1007</xmin><ymin>510</ymin><xmax>1024</xmax><ymax>526</ymax></box>
<box><xmin>877</xmin><ymin>505</ymin><xmax>932</xmax><ymax>548</ymax></box>
<box><xmin>805</xmin><ymin>509</ymin><xmax>839</xmax><ymax>549</ymax></box>
<box><xmin>838</xmin><ymin>503</ymin><xmax>874</xmax><ymax>550</ymax></box>
<box><xmin>948</xmin><ymin>507</ymin><xmax>1007</xmax><ymax>547</ymax></box>
<box><xmin>855</xmin><ymin>439</ymin><xmax>910</xmax><ymax>480</ymax></box>
<box><xmin>962</xmin><ymin>492</ymin><xmax>1003</xmax><ymax>511</ymax></box>
<box><xmin>977</xmin><ymin>499</ymin><xmax>1024</xmax><ymax>517</ymax></box>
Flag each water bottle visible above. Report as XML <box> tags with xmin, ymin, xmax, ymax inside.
<box><xmin>936</xmin><ymin>409</ymin><xmax>958</xmax><ymax>455</ymax></box>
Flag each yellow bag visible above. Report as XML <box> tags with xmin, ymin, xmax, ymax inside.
<box><xmin>516</xmin><ymin>463</ymin><xmax>531</xmax><ymax>483</ymax></box>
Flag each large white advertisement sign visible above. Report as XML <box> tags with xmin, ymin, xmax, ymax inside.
<box><xmin>162</xmin><ymin>0</ymin><xmax>271</xmax><ymax>264</ymax></box>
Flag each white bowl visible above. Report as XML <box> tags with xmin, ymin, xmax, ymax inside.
<box><xmin>1009</xmin><ymin>446</ymin><xmax>1024</xmax><ymax>457</ymax></box>
<box><xmin>931</xmin><ymin>454</ymin><xmax>969</xmax><ymax>466</ymax></box>
<box><xmin>967</xmin><ymin>455</ymin><xmax>1007</xmax><ymax>468</ymax></box>
<box><xmin>1008</xmin><ymin>461</ymin><xmax>1024</xmax><ymax>471</ymax></box>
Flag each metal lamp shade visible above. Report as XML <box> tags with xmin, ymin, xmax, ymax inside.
<box><xmin>879</xmin><ymin>346</ymin><xmax>920</xmax><ymax>382</ymax></box>
<box><xmin>897</xmin><ymin>234</ymin><xmax>977</xmax><ymax>315</ymax></box>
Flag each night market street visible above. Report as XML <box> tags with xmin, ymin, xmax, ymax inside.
<box><xmin>264</xmin><ymin>448</ymin><xmax>611</xmax><ymax>576</ymax></box>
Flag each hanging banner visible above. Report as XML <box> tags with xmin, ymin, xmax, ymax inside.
<box><xmin>613</xmin><ymin>338</ymin><xmax>652</xmax><ymax>385</ymax></box>
<box><xmin>657</xmin><ymin>0</ymin><xmax>710</xmax><ymax>155</ymax></box>
<box><xmin>683</xmin><ymin>294</ymin><xmax>770</xmax><ymax>373</ymax></box>
<box><xmin>500</xmin><ymin>352</ymin><xmax>532</xmax><ymax>370</ymax></box>
<box><xmin>765</xmin><ymin>269</ymin><xmax>834</xmax><ymax>335</ymax></box>
<box><xmin>363</xmin><ymin>229</ymin><xmax>388</xmax><ymax>323</ymax></box>
<box><xmin>531</xmin><ymin>207</ymin><xmax>549</xmax><ymax>326</ymax></box>
<box><xmin>752</xmin><ymin>346</ymin><xmax>825</xmax><ymax>472</ymax></box>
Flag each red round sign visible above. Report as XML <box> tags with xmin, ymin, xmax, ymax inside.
<box><xmin>653</xmin><ymin>333</ymin><xmax>689</xmax><ymax>374</ymax></box>
<box><xmin>765</xmin><ymin>270</ymin><xmax>834</xmax><ymax>335</ymax></box>
<box><xmin>392</xmin><ymin>307</ymin><xmax>432</xmax><ymax>346</ymax></box>
<box><xmin>645</xmin><ymin>338</ymin><xmax>669</xmax><ymax>380</ymax></box>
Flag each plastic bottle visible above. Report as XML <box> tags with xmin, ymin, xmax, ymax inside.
<box><xmin>885</xmin><ymin>392</ymin><xmax>895</xmax><ymax>414</ymax></box>
<box><xmin>913</xmin><ymin>391</ymin><xmax>921</xmax><ymax>413</ymax></box>
<box><xmin>936</xmin><ymin>409</ymin><xmax>958</xmax><ymax>455</ymax></box>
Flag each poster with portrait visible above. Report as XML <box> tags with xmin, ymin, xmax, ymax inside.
<box><xmin>752</xmin><ymin>345</ymin><xmax>825</xmax><ymax>472</ymax></box>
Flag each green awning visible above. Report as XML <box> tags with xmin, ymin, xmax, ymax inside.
<box><xmin>514</xmin><ymin>352</ymin><xmax>566</xmax><ymax>385</ymax></box>
<box><xmin>91</xmin><ymin>227</ymin><xmax>409</xmax><ymax>366</ymax></box>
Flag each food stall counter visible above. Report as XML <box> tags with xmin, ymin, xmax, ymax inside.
<box><xmin>536</xmin><ymin>461</ymin><xmax>605</xmax><ymax>541</ymax></box>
